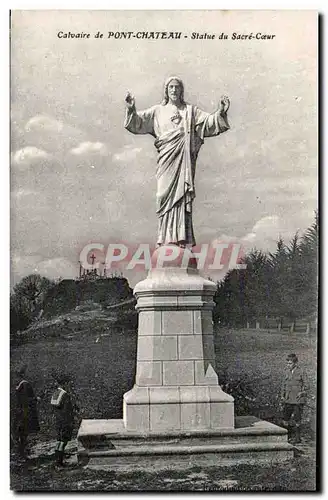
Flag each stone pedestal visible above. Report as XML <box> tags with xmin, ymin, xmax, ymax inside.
<box><xmin>77</xmin><ymin>246</ymin><xmax>294</xmax><ymax>468</ymax></box>
<box><xmin>123</xmin><ymin>246</ymin><xmax>234</xmax><ymax>432</ymax></box>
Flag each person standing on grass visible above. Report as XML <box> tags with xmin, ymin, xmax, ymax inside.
<box><xmin>12</xmin><ymin>365</ymin><xmax>40</xmax><ymax>459</ymax></box>
<box><xmin>280</xmin><ymin>353</ymin><xmax>308</xmax><ymax>443</ymax></box>
<box><xmin>50</xmin><ymin>372</ymin><xmax>75</xmax><ymax>467</ymax></box>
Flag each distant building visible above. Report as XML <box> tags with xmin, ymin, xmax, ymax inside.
<box><xmin>78</xmin><ymin>254</ymin><xmax>123</xmax><ymax>281</ymax></box>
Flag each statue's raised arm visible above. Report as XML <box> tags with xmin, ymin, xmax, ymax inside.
<box><xmin>219</xmin><ymin>95</ymin><xmax>230</xmax><ymax>115</ymax></box>
<box><xmin>125</xmin><ymin>92</ymin><xmax>136</xmax><ymax>113</ymax></box>
<box><xmin>124</xmin><ymin>92</ymin><xmax>156</xmax><ymax>136</ymax></box>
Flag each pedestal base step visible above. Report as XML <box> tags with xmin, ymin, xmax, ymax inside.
<box><xmin>77</xmin><ymin>416</ymin><xmax>294</xmax><ymax>469</ymax></box>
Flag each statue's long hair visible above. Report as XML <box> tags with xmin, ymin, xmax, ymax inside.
<box><xmin>162</xmin><ymin>76</ymin><xmax>186</xmax><ymax>105</ymax></box>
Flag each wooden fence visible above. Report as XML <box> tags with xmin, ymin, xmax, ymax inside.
<box><xmin>245</xmin><ymin>318</ymin><xmax>317</xmax><ymax>334</ymax></box>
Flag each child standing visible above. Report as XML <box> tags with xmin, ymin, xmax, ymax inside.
<box><xmin>50</xmin><ymin>372</ymin><xmax>75</xmax><ymax>467</ymax></box>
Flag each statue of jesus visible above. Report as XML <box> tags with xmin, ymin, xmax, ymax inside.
<box><xmin>124</xmin><ymin>76</ymin><xmax>230</xmax><ymax>247</ymax></box>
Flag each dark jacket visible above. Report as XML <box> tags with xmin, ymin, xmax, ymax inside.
<box><xmin>281</xmin><ymin>365</ymin><xmax>308</xmax><ymax>404</ymax></box>
<box><xmin>14</xmin><ymin>379</ymin><xmax>40</xmax><ymax>435</ymax></box>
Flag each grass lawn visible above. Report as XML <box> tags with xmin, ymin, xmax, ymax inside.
<box><xmin>214</xmin><ymin>328</ymin><xmax>316</xmax><ymax>427</ymax></box>
<box><xmin>10</xmin><ymin>327</ymin><xmax>317</xmax><ymax>491</ymax></box>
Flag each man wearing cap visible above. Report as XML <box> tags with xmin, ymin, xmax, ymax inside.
<box><xmin>280</xmin><ymin>353</ymin><xmax>308</xmax><ymax>443</ymax></box>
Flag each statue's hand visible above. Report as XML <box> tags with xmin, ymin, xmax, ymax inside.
<box><xmin>219</xmin><ymin>95</ymin><xmax>230</xmax><ymax>114</ymax></box>
<box><xmin>125</xmin><ymin>92</ymin><xmax>136</xmax><ymax>111</ymax></box>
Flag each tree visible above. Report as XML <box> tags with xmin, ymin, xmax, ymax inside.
<box><xmin>298</xmin><ymin>212</ymin><xmax>318</xmax><ymax>317</ymax></box>
<box><xmin>241</xmin><ymin>250</ymin><xmax>271</xmax><ymax>322</ymax></box>
<box><xmin>213</xmin><ymin>212</ymin><xmax>318</xmax><ymax>329</ymax></box>
<box><xmin>11</xmin><ymin>274</ymin><xmax>55</xmax><ymax>332</ymax></box>
<box><xmin>10</xmin><ymin>293</ymin><xmax>31</xmax><ymax>333</ymax></box>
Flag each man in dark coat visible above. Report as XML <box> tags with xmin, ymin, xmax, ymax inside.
<box><xmin>281</xmin><ymin>353</ymin><xmax>308</xmax><ymax>443</ymax></box>
<box><xmin>50</xmin><ymin>372</ymin><xmax>75</xmax><ymax>467</ymax></box>
<box><xmin>12</xmin><ymin>365</ymin><xmax>40</xmax><ymax>458</ymax></box>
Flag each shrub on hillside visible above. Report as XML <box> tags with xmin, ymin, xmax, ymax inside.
<box><xmin>75</xmin><ymin>301</ymin><xmax>102</xmax><ymax>312</ymax></box>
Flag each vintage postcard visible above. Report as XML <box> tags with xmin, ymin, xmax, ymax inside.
<box><xmin>10</xmin><ymin>10</ymin><xmax>318</xmax><ymax>492</ymax></box>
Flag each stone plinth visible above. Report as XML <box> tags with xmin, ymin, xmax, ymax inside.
<box><xmin>77</xmin><ymin>246</ymin><xmax>294</xmax><ymax>468</ymax></box>
<box><xmin>78</xmin><ymin>416</ymin><xmax>294</xmax><ymax>469</ymax></box>
<box><xmin>123</xmin><ymin>246</ymin><xmax>234</xmax><ymax>433</ymax></box>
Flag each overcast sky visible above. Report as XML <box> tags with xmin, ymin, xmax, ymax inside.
<box><xmin>10</xmin><ymin>10</ymin><xmax>317</xmax><ymax>286</ymax></box>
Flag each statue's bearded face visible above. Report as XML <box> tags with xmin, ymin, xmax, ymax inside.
<box><xmin>168</xmin><ymin>79</ymin><xmax>182</xmax><ymax>103</ymax></box>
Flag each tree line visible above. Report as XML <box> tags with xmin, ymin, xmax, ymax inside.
<box><xmin>213</xmin><ymin>212</ymin><xmax>318</xmax><ymax>328</ymax></box>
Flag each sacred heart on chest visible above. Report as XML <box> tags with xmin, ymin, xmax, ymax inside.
<box><xmin>170</xmin><ymin>111</ymin><xmax>182</xmax><ymax>125</ymax></box>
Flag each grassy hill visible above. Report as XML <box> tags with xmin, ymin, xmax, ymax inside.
<box><xmin>16</xmin><ymin>297</ymin><xmax>137</xmax><ymax>342</ymax></box>
<box><xmin>42</xmin><ymin>276</ymin><xmax>134</xmax><ymax>318</ymax></box>
<box><xmin>11</xmin><ymin>275</ymin><xmax>137</xmax><ymax>344</ymax></box>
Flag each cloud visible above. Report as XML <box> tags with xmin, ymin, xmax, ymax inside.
<box><xmin>11</xmin><ymin>189</ymin><xmax>52</xmax><ymax>216</ymax></box>
<box><xmin>25</xmin><ymin>115</ymin><xmax>64</xmax><ymax>133</ymax></box>
<box><xmin>11</xmin><ymin>188</ymin><xmax>37</xmax><ymax>199</ymax></box>
<box><xmin>11</xmin><ymin>255</ymin><xmax>77</xmax><ymax>285</ymax></box>
<box><xmin>242</xmin><ymin>216</ymin><xmax>281</xmax><ymax>243</ymax></box>
<box><xmin>70</xmin><ymin>141</ymin><xmax>108</xmax><ymax>156</ymax></box>
<box><xmin>11</xmin><ymin>146</ymin><xmax>52</xmax><ymax>166</ymax></box>
<box><xmin>240</xmin><ymin>215</ymin><xmax>290</xmax><ymax>251</ymax></box>
<box><xmin>36</xmin><ymin>258</ymin><xmax>77</xmax><ymax>280</ymax></box>
<box><xmin>204</xmin><ymin>214</ymin><xmax>298</xmax><ymax>284</ymax></box>
<box><xmin>11</xmin><ymin>255</ymin><xmax>44</xmax><ymax>285</ymax></box>
<box><xmin>23</xmin><ymin>114</ymin><xmax>86</xmax><ymax>155</ymax></box>
<box><xmin>211</xmin><ymin>215</ymin><xmax>295</xmax><ymax>258</ymax></box>
<box><xmin>113</xmin><ymin>146</ymin><xmax>142</xmax><ymax>162</ymax></box>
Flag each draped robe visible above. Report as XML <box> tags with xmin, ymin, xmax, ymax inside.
<box><xmin>124</xmin><ymin>103</ymin><xmax>229</xmax><ymax>246</ymax></box>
